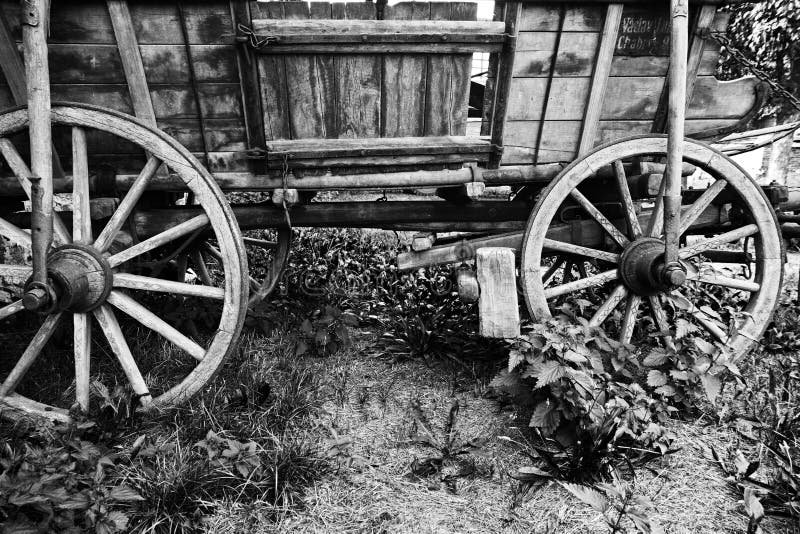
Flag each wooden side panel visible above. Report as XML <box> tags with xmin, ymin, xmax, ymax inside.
<box><xmin>257</xmin><ymin>1</ymin><xmax>290</xmax><ymax>140</ymax></box>
<box><xmin>382</xmin><ymin>2</ymin><xmax>428</xmax><ymax>137</ymax></box>
<box><xmin>501</xmin><ymin>3</ymin><xmax>753</xmax><ymax>166</ymax></box>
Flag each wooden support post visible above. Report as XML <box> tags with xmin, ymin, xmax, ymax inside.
<box><xmin>578</xmin><ymin>4</ymin><xmax>624</xmax><ymax>156</ymax></box>
<box><xmin>477</xmin><ymin>248</ymin><xmax>520</xmax><ymax>338</ymax></box>
<box><xmin>22</xmin><ymin>0</ymin><xmax>53</xmax><ymax>287</ymax></box>
<box><xmin>664</xmin><ymin>0</ymin><xmax>689</xmax><ymax>266</ymax></box>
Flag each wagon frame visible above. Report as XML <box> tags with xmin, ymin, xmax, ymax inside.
<box><xmin>0</xmin><ymin>0</ymin><xmax>789</xmax><ymax>422</ymax></box>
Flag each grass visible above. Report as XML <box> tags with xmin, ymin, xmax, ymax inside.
<box><xmin>3</xmin><ymin>227</ymin><xmax>800</xmax><ymax>533</ymax></box>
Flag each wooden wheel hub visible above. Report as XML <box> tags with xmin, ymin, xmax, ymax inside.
<box><xmin>44</xmin><ymin>245</ymin><xmax>112</xmax><ymax>312</ymax></box>
<box><xmin>619</xmin><ymin>238</ymin><xmax>672</xmax><ymax>297</ymax></box>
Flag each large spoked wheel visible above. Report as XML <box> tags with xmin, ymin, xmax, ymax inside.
<box><xmin>521</xmin><ymin>136</ymin><xmax>783</xmax><ymax>359</ymax></box>
<box><xmin>0</xmin><ymin>103</ymin><xmax>247</xmax><ymax>422</ymax></box>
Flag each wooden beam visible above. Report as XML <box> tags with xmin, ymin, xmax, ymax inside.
<box><xmin>578</xmin><ymin>4</ymin><xmax>624</xmax><ymax>156</ymax></box>
<box><xmin>106</xmin><ymin>0</ymin><xmax>157</xmax><ymax>127</ymax></box>
<box><xmin>685</xmin><ymin>6</ymin><xmax>719</xmax><ymax>108</ymax></box>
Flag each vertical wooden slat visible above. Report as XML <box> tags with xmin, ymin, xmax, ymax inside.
<box><xmin>258</xmin><ymin>1</ymin><xmax>291</xmax><ymax>140</ymax></box>
<box><xmin>231</xmin><ymin>1</ymin><xmax>266</xmax><ymax>154</ymax></box>
<box><xmin>424</xmin><ymin>3</ymin><xmax>455</xmax><ymax>136</ymax></box>
<box><xmin>577</xmin><ymin>3</ymin><xmax>623</xmax><ymax>156</ymax></box>
<box><xmin>449</xmin><ymin>2</ymin><xmax>477</xmax><ymax>136</ymax></box>
<box><xmin>481</xmin><ymin>1</ymin><xmax>506</xmax><ymax>137</ymax></box>
<box><xmin>489</xmin><ymin>2</ymin><xmax>522</xmax><ymax>168</ymax></box>
<box><xmin>284</xmin><ymin>1</ymin><xmax>336</xmax><ymax>138</ymax></box>
<box><xmin>334</xmin><ymin>2</ymin><xmax>380</xmax><ymax>138</ymax></box>
<box><xmin>107</xmin><ymin>0</ymin><xmax>157</xmax><ymax>127</ymax></box>
<box><xmin>382</xmin><ymin>2</ymin><xmax>428</xmax><ymax>137</ymax></box>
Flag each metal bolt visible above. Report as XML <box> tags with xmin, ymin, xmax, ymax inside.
<box><xmin>22</xmin><ymin>287</ymin><xmax>49</xmax><ymax>311</ymax></box>
<box><xmin>664</xmin><ymin>266</ymin><xmax>687</xmax><ymax>287</ymax></box>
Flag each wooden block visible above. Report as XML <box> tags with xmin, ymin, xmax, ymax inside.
<box><xmin>477</xmin><ymin>248</ymin><xmax>520</xmax><ymax>338</ymax></box>
<box><xmin>411</xmin><ymin>232</ymin><xmax>436</xmax><ymax>251</ymax></box>
<box><xmin>272</xmin><ymin>188</ymin><xmax>301</xmax><ymax>207</ymax></box>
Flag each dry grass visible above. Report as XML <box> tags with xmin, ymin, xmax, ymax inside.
<box><xmin>198</xmin><ymin>327</ymin><xmax>795</xmax><ymax>534</ymax></box>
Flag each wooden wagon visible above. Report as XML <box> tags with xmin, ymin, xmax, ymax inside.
<box><xmin>0</xmin><ymin>0</ymin><xmax>788</xmax><ymax>422</ymax></box>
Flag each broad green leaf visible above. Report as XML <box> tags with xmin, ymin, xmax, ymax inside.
<box><xmin>559</xmin><ymin>482</ymin><xmax>608</xmax><ymax>512</ymax></box>
<box><xmin>647</xmin><ymin>370</ymin><xmax>668</xmax><ymax>388</ymax></box>
<box><xmin>700</xmin><ymin>374</ymin><xmax>722</xmax><ymax>405</ymax></box>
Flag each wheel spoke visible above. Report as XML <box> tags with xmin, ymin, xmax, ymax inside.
<box><xmin>544</xmin><ymin>269</ymin><xmax>618</xmax><ymax>299</ymax></box>
<box><xmin>74</xmin><ymin>313</ymin><xmax>91</xmax><ymax>412</ymax></box>
<box><xmin>613</xmin><ymin>160</ymin><xmax>642</xmax><ymax>239</ymax></box>
<box><xmin>71</xmin><ymin>127</ymin><xmax>92</xmax><ymax>244</ymax></box>
<box><xmin>93</xmin><ymin>156</ymin><xmax>161</xmax><ymax>253</ymax></box>
<box><xmin>108</xmin><ymin>291</ymin><xmax>206</xmax><ymax>361</ymax></box>
<box><xmin>648</xmin><ymin>295</ymin><xmax>676</xmax><ymax>351</ymax></box>
<box><xmin>107</xmin><ymin>213</ymin><xmax>210</xmax><ymax>268</ymax></box>
<box><xmin>113</xmin><ymin>272</ymin><xmax>225</xmax><ymax>299</ymax></box>
<box><xmin>0</xmin><ymin>138</ymin><xmax>72</xmax><ymax>245</ymax></box>
<box><xmin>542</xmin><ymin>257</ymin><xmax>565</xmax><ymax>284</ymax></box>
<box><xmin>190</xmin><ymin>250</ymin><xmax>214</xmax><ymax>287</ymax></box>
<box><xmin>685</xmin><ymin>264</ymin><xmax>760</xmax><ymax>293</ymax></box>
<box><xmin>569</xmin><ymin>189</ymin><xmax>630</xmax><ymax>248</ymax></box>
<box><xmin>243</xmin><ymin>237</ymin><xmax>277</xmax><ymax>249</ymax></box>
<box><xmin>646</xmin><ymin>175</ymin><xmax>667</xmax><ymax>238</ymax></box>
<box><xmin>678</xmin><ymin>224</ymin><xmax>758</xmax><ymax>260</ymax></box>
<box><xmin>670</xmin><ymin>291</ymin><xmax>729</xmax><ymax>343</ymax></box>
<box><xmin>0</xmin><ymin>312</ymin><xmax>63</xmax><ymax>396</ymax></box>
<box><xmin>543</xmin><ymin>238</ymin><xmax>619</xmax><ymax>263</ymax></box>
<box><xmin>589</xmin><ymin>284</ymin><xmax>628</xmax><ymax>327</ymax></box>
<box><xmin>92</xmin><ymin>304</ymin><xmax>153</xmax><ymax>407</ymax></box>
<box><xmin>0</xmin><ymin>264</ymin><xmax>32</xmax><ymax>279</ymax></box>
<box><xmin>0</xmin><ymin>215</ymin><xmax>32</xmax><ymax>248</ymax></box>
<box><xmin>680</xmin><ymin>179</ymin><xmax>727</xmax><ymax>235</ymax></box>
<box><xmin>0</xmin><ymin>300</ymin><xmax>24</xmax><ymax>321</ymax></box>
<box><xmin>619</xmin><ymin>294</ymin><xmax>641</xmax><ymax>344</ymax></box>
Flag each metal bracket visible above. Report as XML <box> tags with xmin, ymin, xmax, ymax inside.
<box><xmin>21</xmin><ymin>1</ymin><xmax>39</xmax><ymax>27</ymax></box>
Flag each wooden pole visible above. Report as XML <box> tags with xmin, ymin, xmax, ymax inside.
<box><xmin>22</xmin><ymin>0</ymin><xmax>53</xmax><ymax>289</ymax></box>
<box><xmin>663</xmin><ymin>0</ymin><xmax>689</xmax><ymax>269</ymax></box>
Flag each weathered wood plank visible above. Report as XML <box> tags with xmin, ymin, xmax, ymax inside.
<box><xmin>257</xmin><ymin>1</ymin><xmax>290</xmax><ymax>140</ymax></box>
<box><xmin>518</xmin><ymin>4</ymin><xmax>605</xmax><ymax>32</ymax></box>
<box><xmin>477</xmin><ymin>248</ymin><xmax>520</xmax><ymax>338</ymax></box>
<box><xmin>334</xmin><ymin>3</ymin><xmax>380</xmax><ymax>138</ymax></box>
<box><xmin>382</xmin><ymin>1</ymin><xmax>427</xmax><ymax>137</ymax></box>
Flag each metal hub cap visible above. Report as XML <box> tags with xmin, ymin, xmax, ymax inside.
<box><xmin>619</xmin><ymin>237</ymin><xmax>672</xmax><ymax>296</ymax></box>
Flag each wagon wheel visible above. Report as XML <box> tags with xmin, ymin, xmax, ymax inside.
<box><xmin>0</xmin><ymin>103</ymin><xmax>247</xmax><ymax>422</ymax></box>
<box><xmin>193</xmin><ymin>227</ymin><xmax>292</xmax><ymax>309</ymax></box>
<box><xmin>521</xmin><ymin>136</ymin><xmax>782</xmax><ymax>359</ymax></box>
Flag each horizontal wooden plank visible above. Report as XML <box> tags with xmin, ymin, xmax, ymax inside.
<box><xmin>0</xmin><ymin>1</ymin><xmax>235</xmax><ymax>45</ymax></box>
<box><xmin>268</xmin><ymin>153</ymin><xmax>488</xmax><ymax>170</ymax></box>
<box><xmin>518</xmin><ymin>5</ymin><xmax>606</xmax><ymax>32</ymax></box>
<box><xmin>266</xmin><ymin>135</ymin><xmax>492</xmax><ymax>157</ymax></box>
<box><xmin>251</xmin><ymin>19</ymin><xmax>506</xmax><ymax>37</ymax></box>
<box><xmin>506</xmin><ymin>74</ymin><xmax>759</xmax><ymax>122</ymax></box>
<box><xmin>0</xmin><ymin>83</ymin><xmax>243</xmax><ymax>120</ymax></box>
<box><xmin>252</xmin><ymin>43</ymin><xmax>502</xmax><ymax>54</ymax></box>
<box><xmin>507</xmin><ymin>78</ymin><xmax>591</xmax><ymax>121</ymax></box>
<box><xmin>501</xmin><ymin>117</ymin><xmax>744</xmax><ymax>164</ymax></box>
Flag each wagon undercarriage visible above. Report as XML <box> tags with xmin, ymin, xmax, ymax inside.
<box><xmin>0</xmin><ymin>0</ymin><xmax>792</xmax><ymax>422</ymax></box>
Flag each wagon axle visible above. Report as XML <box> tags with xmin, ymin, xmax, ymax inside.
<box><xmin>22</xmin><ymin>245</ymin><xmax>112</xmax><ymax>313</ymax></box>
<box><xmin>618</xmin><ymin>237</ymin><xmax>686</xmax><ymax>297</ymax></box>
